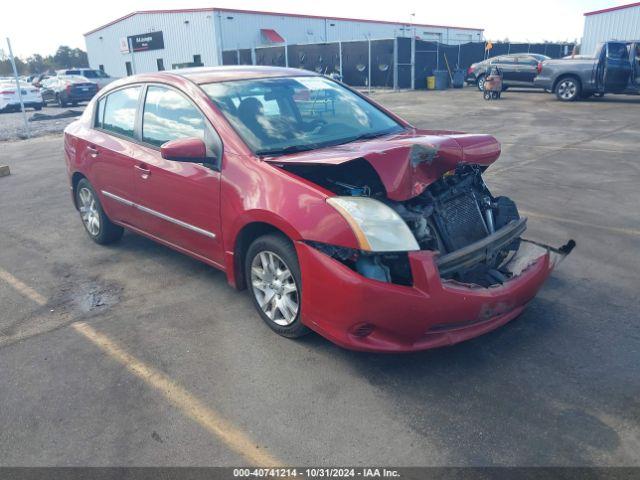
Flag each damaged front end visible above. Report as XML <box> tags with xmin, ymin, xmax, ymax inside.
<box><xmin>269</xmin><ymin>133</ymin><xmax>574</xmax><ymax>289</ymax></box>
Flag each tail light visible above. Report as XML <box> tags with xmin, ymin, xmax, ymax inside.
<box><xmin>0</xmin><ymin>90</ymin><xmax>15</xmax><ymax>95</ymax></box>
<box><xmin>66</xmin><ymin>84</ymin><xmax>72</xmax><ymax>94</ymax></box>
<box><xmin>467</xmin><ymin>66</ymin><xmax>474</xmax><ymax>75</ymax></box>
<box><xmin>537</xmin><ymin>62</ymin><xmax>543</xmax><ymax>74</ymax></box>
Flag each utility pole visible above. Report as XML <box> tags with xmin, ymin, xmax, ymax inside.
<box><xmin>6</xmin><ymin>38</ymin><xmax>29</xmax><ymax>138</ymax></box>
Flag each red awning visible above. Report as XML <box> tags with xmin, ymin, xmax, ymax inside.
<box><xmin>260</xmin><ymin>28</ymin><xmax>285</xmax><ymax>43</ymax></box>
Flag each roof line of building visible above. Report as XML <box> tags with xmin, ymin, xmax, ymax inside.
<box><xmin>83</xmin><ymin>7</ymin><xmax>484</xmax><ymax>36</ymax></box>
<box><xmin>584</xmin><ymin>2</ymin><xmax>640</xmax><ymax>16</ymax></box>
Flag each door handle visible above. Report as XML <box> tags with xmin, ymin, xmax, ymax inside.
<box><xmin>134</xmin><ymin>163</ymin><xmax>151</xmax><ymax>179</ymax></box>
<box><xmin>87</xmin><ymin>145</ymin><xmax>99</xmax><ymax>157</ymax></box>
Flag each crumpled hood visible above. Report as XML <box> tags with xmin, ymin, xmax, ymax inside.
<box><xmin>264</xmin><ymin>129</ymin><xmax>501</xmax><ymax>201</ymax></box>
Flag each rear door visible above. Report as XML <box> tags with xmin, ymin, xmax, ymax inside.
<box><xmin>88</xmin><ymin>85</ymin><xmax>142</xmax><ymax>224</ymax></box>
<box><xmin>603</xmin><ymin>42</ymin><xmax>632</xmax><ymax>92</ymax></box>
<box><xmin>130</xmin><ymin>84</ymin><xmax>224</xmax><ymax>265</ymax></box>
<box><xmin>494</xmin><ymin>56</ymin><xmax>518</xmax><ymax>83</ymax></box>
<box><xmin>514</xmin><ymin>56</ymin><xmax>539</xmax><ymax>85</ymax></box>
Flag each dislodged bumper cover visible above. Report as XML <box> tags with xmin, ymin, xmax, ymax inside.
<box><xmin>265</xmin><ymin>129</ymin><xmax>501</xmax><ymax>201</ymax></box>
<box><xmin>296</xmin><ymin>237</ymin><xmax>574</xmax><ymax>353</ymax></box>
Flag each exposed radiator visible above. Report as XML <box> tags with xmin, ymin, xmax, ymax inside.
<box><xmin>434</xmin><ymin>192</ymin><xmax>488</xmax><ymax>252</ymax></box>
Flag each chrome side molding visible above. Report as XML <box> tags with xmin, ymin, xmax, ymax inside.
<box><xmin>101</xmin><ymin>190</ymin><xmax>217</xmax><ymax>239</ymax></box>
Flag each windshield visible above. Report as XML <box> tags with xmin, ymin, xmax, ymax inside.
<box><xmin>200</xmin><ymin>76</ymin><xmax>404</xmax><ymax>155</ymax></box>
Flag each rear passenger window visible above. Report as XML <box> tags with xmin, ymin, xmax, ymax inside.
<box><xmin>102</xmin><ymin>86</ymin><xmax>141</xmax><ymax>137</ymax></box>
<box><xmin>96</xmin><ymin>97</ymin><xmax>106</xmax><ymax>128</ymax></box>
<box><xmin>142</xmin><ymin>86</ymin><xmax>206</xmax><ymax>146</ymax></box>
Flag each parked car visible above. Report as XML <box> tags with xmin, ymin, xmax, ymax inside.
<box><xmin>41</xmin><ymin>75</ymin><xmax>99</xmax><ymax>107</ymax></box>
<box><xmin>0</xmin><ymin>81</ymin><xmax>43</xmax><ymax>112</ymax></box>
<box><xmin>31</xmin><ymin>74</ymin><xmax>52</xmax><ymax>88</ymax></box>
<box><xmin>57</xmin><ymin>68</ymin><xmax>118</xmax><ymax>90</ymax></box>
<box><xmin>534</xmin><ymin>41</ymin><xmax>640</xmax><ymax>101</ymax></box>
<box><xmin>63</xmin><ymin>66</ymin><xmax>574</xmax><ymax>352</ymax></box>
<box><xmin>466</xmin><ymin>53</ymin><xmax>550</xmax><ymax>91</ymax></box>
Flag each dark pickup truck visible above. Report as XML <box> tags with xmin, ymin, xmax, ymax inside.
<box><xmin>534</xmin><ymin>41</ymin><xmax>640</xmax><ymax>101</ymax></box>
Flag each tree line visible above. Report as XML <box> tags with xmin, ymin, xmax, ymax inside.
<box><xmin>0</xmin><ymin>46</ymin><xmax>88</xmax><ymax>76</ymax></box>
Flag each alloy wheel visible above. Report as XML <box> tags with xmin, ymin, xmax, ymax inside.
<box><xmin>78</xmin><ymin>187</ymin><xmax>101</xmax><ymax>236</ymax></box>
<box><xmin>250</xmin><ymin>250</ymin><xmax>299</xmax><ymax>326</ymax></box>
<box><xmin>558</xmin><ymin>80</ymin><xmax>577</xmax><ymax>100</ymax></box>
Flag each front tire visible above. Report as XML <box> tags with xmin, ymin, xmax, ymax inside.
<box><xmin>75</xmin><ymin>178</ymin><xmax>123</xmax><ymax>245</ymax></box>
<box><xmin>556</xmin><ymin>77</ymin><xmax>580</xmax><ymax>101</ymax></box>
<box><xmin>245</xmin><ymin>234</ymin><xmax>309</xmax><ymax>338</ymax></box>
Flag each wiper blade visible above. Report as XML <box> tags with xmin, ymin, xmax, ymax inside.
<box><xmin>256</xmin><ymin>144</ymin><xmax>319</xmax><ymax>156</ymax></box>
<box><xmin>341</xmin><ymin>128</ymin><xmax>403</xmax><ymax>144</ymax></box>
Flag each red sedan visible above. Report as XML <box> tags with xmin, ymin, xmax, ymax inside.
<box><xmin>63</xmin><ymin>66</ymin><xmax>574</xmax><ymax>352</ymax></box>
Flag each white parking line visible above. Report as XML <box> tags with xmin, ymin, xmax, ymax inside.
<box><xmin>0</xmin><ymin>267</ymin><xmax>283</xmax><ymax>466</ymax></box>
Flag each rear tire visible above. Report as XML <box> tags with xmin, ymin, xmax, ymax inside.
<box><xmin>75</xmin><ymin>178</ymin><xmax>123</xmax><ymax>245</ymax></box>
<box><xmin>555</xmin><ymin>77</ymin><xmax>581</xmax><ymax>101</ymax></box>
<box><xmin>245</xmin><ymin>233</ymin><xmax>309</xmax><ymax>339</ymax></box>
<box><xmin>476</xmin><ymin>75</ymin><xmax>486</xmax><ymax>91</ymax></box>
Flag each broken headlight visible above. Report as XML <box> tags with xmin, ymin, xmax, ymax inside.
<box><xmin>327</xmin><ymin>196</ymin><xmax>420</xmax><ymax>252</ymax></box>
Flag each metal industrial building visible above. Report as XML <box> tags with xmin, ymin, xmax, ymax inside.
<box><xmin>582</xmin><ymin>2</ymin><xmax>640</xmax><ymax>56</ymax></box>
<box><xmin>84</xmin><ymin>8</ymin><xmax>483</xmax><ymax>77</ymax></box>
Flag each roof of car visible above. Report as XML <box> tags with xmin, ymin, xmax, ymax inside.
<box><xmin>170</xmin><ymin>66</ymin><xmax>319</xmax><ymax>84</ymax></box>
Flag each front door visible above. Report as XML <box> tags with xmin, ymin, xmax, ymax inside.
<box><xmin>603</xmin><ymin>42</ymin><xmax>632</xmax><ymax>92</ymax></box>
<box><xmin>130</xmin><ymin>85</ymin><xmax>224</xmax><ymax>266</ymax></box>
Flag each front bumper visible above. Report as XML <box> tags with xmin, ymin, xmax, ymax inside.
<box><xmin>297</xmin><ymin>238</ymin><xmax>570</xmax><ymax>352</ymax></box>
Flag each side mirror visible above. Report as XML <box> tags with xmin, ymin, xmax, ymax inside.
<box><xmin>160</xmin><ymin>137</ymin><xmax>216</xmax><ymax>165</ymax></box>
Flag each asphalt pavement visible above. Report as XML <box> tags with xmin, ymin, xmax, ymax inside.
<box><xmin>0</xmin><ymin>87</ymin><xmax>639</xmax><ymax>466</ymax></box>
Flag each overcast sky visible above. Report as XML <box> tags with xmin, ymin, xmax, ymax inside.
<box><xmin>0</xmin><ymin>0</ymin><xmax>632</xmax><ymax>57</ymax></box>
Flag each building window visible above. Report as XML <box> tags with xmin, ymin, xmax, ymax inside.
<box><xmin>193</xmin><ymin>54</ymin><xmax>202</xmax><ymax>66</ymax></box>
<box><xmin>99</xmin><ymin>64</ymin><xmax>105</xmax><ymax>72</ymax></box>
<box><xmin>157</xmin><ymin>58</ymin><xmax>165</xmax><ymax>71</ymax></box>
<box><xmin>125</xmin><ymin>61</ymin><xmax>133</xmax><ymax>76</ymax></box>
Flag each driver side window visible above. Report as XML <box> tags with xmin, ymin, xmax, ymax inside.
<box><xmin>142</xmin><ymin>85</ymin><xmax>222</xmax><ymax>163</ymax></box>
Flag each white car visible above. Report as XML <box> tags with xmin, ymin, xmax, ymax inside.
<box><xmin>57</xmin><ymin>68</ymin><xmax>117</xmax><ymax>90</ymax></box>
<box><xmin>0</xmin><ymin>81</ymin><xmax>43</xmax><ymax>113</ymax></box>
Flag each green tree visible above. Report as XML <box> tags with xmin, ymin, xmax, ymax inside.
<box><xmin>26</xmin><ymin>54</ymin><xmax>46</xmax><ymax>73</ymax></box>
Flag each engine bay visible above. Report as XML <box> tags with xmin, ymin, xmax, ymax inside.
<box><xmin>285</xmin><ymin>161</ymin><xmax>548</xmax><ymax>288</ymax></box>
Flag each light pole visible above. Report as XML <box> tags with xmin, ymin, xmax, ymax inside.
<box><xmin>6</xmin><ymin>38</ymin><xmax>30</xmax><ymax>138</ymax></box>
